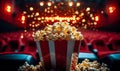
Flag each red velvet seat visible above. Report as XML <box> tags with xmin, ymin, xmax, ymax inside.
<box><xmin>0</xmin><ymin>39</ymin><xmax>6</xmax><ymax>52</ymax></box>
<box><xmin>23</xmin><ymin>39</ymin><xmax>37</xmax><ymax>52</ymax></box>
<box><xmin>91</xmin><ymin>39</ymin><xmax>120</xmax><ymax>58</ymax></box>
<box><xmin>91</xmin><ymin>39</ymin><xmax>110</xmax><ymax>51</ymax></box>
<box><xmin>108</xmin><ymin>38</ymin><xmax>120</xmax><ymax>51</ymax></box>
<box><xmin>5</xmin><ymin>39</ymin><xmax>21</xmax><ymax>52</ymax></box>
<box><xmin>80</xmin><ymin>39</ymin><xmax>90</xmax><ymax>52</ymax></box>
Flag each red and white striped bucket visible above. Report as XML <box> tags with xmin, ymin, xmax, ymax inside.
<box><xmin>36</xmin><ymin>40</ymin><xmax>81</xmax><ymax>71</ymax></box>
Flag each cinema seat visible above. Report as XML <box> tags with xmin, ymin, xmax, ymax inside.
<box><xmin>91</xmin><ymin>39</ymin><xmax>119</xmax><ymax>58</ymax></box>
<box><xmin>80</xmin><ymin>39</ymin><xmax>90</xmax><ymax>52</ymax></box>
<box><xmin>78</xmin><ymin>52</ymin><xmax>98</xmax><ymax>63</ymax></box>
<box><xmin>108</xmin><ymin>38</ymin><xmax>120</xmax><ymax>51</ymax></box>
<box><xmin>0</xmin><ymin>39</ymin><xmax>6</xmax><ymax>52</ymax></box>
<box><xmin>5</xmin><ymin>39</ymin><xmax>21</xmax><ymax>52</ymax></box>
<box><xmin>91</xmin><ymin>39</ymin><xmax>110</xmax><ymax>51</ymax></box>
<box><xmin>101</xmin><ymin>53</ymin><xmax>120</xmax><ymax>71</ymax></box>
<box><xmin>24</xmin><ymin>39</ymin><xmax>37</xmax><ymax>52</ymax></box>
<box><xmin>0</xmin><ymin>54</ymin><xmax>36</xmax><ymax>71</ymax></box>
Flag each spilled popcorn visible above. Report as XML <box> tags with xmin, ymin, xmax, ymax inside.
<box><xmin>74</xmin><ymin>59</ymin><xmax>110</xmax><ymax>71</ymax></box>
<box><xmin>34</xmin><ymin>22</ymin><xmax>83</xmax><ymax>41</ymax></box>
<box><xmin>18</xmin><ymin>58</ymin><xmax>110</xmax><ymax>71</ymax></box>
<box><xmin>18</xmin><ymin>62</ymin><xmax>44</xmax><ymax>71</ymax></box>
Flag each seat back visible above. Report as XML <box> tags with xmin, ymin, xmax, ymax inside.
<box><xmin>91</xmin><ymin>39</ymin><xmax>109</xmax><ymax>51</ymax></box>
<box><xmin>0</xmin><ymin>54</ymin><xmax>36</xmax><ymax>71</ymax></box>
<box><xmin>109</xmin><ymin>38</ymin><xmax>120</xmax><ymax>51</ymax></box>
<box><xmin>80</xmin><ymin>39</ymin><xmax>89</xmax><ymax>52</ymax></box>
<box><xmin>7</xmin><ymin>39</ymin><xmax>20</xmax><ymax>52</ymax></box>
<box><xmin>24</xmin><ymin>39</ymin><xmax>37</xmax><ymax>52</ymax></box>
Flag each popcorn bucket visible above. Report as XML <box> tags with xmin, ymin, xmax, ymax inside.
<box><xmin>36</xmin><ymin>40</ymin><xmax>81</xmax><ymax>71</ymax></box>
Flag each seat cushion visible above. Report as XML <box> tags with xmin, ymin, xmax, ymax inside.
<box><xmin>0</xmin><ymin>54</ymin><xmax>36</xmax><ymax>71</ymax></box>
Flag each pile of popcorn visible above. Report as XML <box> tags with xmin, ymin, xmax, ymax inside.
<box><xmin>34</xmin><ymin>22</ymin><xmax>83</xmax><ymax>41</ymax></box>
<box><xmin>75</xmin><ymin>59</ymin><xmax>110</xmax><ymax>71</ymax></box>
<box><xmin>18</xmin><ymin>62</ymin><xmax>44</xmax><ymax>71</ymax></box>
<box><xmin>18</xmin><ymin>56</ymin><xmax>110</xmax><ymax>71</ymax></box>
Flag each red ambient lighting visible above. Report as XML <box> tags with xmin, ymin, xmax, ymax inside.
<box><xmin>21</xmin><ymin>15</ymin><xmax>26</xmax><ymax>24</ymax></box>
<box><xmin>6</xmin><ymin>5</ymin><xmax>12</xmax><ymax>13</ymax></box>
<box><xmin>95</xmin><ymin>16</ymin><xmax>99</xmax><ymax>22</ymax></box>
<box><xmin>108</xmin><ymin>6</ymin><xmax>116</xmax><ymax>13</ymax></box>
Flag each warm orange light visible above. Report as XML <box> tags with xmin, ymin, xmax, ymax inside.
<box><xmin>6</xmin><ymin>5</ymin><xmax>11</xmax><ymax>13</ymax></box>
<box><xmin>22</xmin><ymin>16</ymin><xmax>25</xmax><ymax>20</ymax></box>
<box><xmin>35</xmin><ymin>12</ymin><xmax>39</xmax><ymax>16</ymax></box>
<box><xmin>108</xmin><ymin>6</ymin><xmax>116</xmax><ymax>13</ymax></box>
<box><xmin>82</xmin><ymin>19</ymin><xmax>86</xmax><ymax>22</ymax></box>
<box><xmin>86</xmin><ymin>7</ymin><xmax>90</xmax><ymax>12</ymax></box>
<box><xmin>76</xmin><ymin>2</ymin><xmax>80</xmax><ymax>7</ymax></box>
<box><xmin>40</xmin><ymin>2</ymin><xmax>44</xmax><ymax>6</ymax></box>
<box><xmin>75</xmin><ymin>11</ymin><xmax>79</xmax><ymax>14</ymax></box>
<box><xmin>95</xmin><ymin>16</ymin><xmax>99</xmax><ymax>21</ymax></box>
<box><xmin>23</xmin><ymin>11</ymin><xmax>27</xmax><ymax>14</ymax></box>
<box><xmin>94</xmin><ymin>22</ymin><xmax>97</xmax><ymax>25</ymax></box>
<box><xmin>80</xmin><ymin>13</ymin><xmax>84</xmax><ymax>16</ymax></box>
<box><xmin>47</xmin><ymin>2</ymin><xmax>52</xmax><ymax>6</ymax></box>
<box><xmin>20</xmin><ymin>34</ymin><xmax>24</xmax><ymax>39</ymax></box>
<box><xmin>21</xmin><ymin>15</ymin><xmax>25</xmax><ymax>24</ymax></box>
<box><xmin>29</xmin><ymin>7</ymin><xmax>34</xmax><ymax>11</ymax></box>
<box><xmin>37</xmin><ymin>17</ymin><xmax>41</xmax><ymax>20</ymax></box>
<box><xmin>54</xmin><ymin>6</ymin><xmax>57</xmax><ymax>9</ymax></box>
<box><xmin>68</xmin><ymin>2</ymin><xmax>73</xmax><ymax>7</ymax></box>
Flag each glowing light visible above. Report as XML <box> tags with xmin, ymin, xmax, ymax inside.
<box><xmin>37</xmin><ymin>17</ymin><xmax>41</xmax><ymax>20</ymax></box>
<box><xmin>72</xmin><ymin>20</ymin><xmax>76</xmax><ymax>23</ymax></box>
<box><xmin>86</xmin><ymin>7</ymin><xmax>90</xmax><ymax>12</ymax></box>
<box><xmin>44</xmin><ymin>16</ymin><xmax>76</xmax><ymax>22</ymax></box>
<box><xmin>20</xmin><ymin>34</ymin><xmax>24</xmax><ymax>39</ymax></box>
<box><xmin>75</xmin><ymin>11</ymin><xmax>79</xmax><ymax>14</ymax></box>
<box><xmin>45</xmin><ymin>9</ymin><xmax>47</xmax><ymax>12</ymax></box>
<box><xmin>34</xmin><ymin>18</ymin><xmax>36</xmax><ymax>20</ymax></box>
<box><xmin>40</xmin><ymin>2</ymin><xmax>44</xmax><ymax>6</ymax></box>
<box><xmin>30</xmin><ymin>7</ymin><xmax>34</xmax><ymax>11</ymax></box>
<box><xmin>90</xmin><ymin>14</ymin><xmax>93</xmax><ymax>17</ymax></box>
<box><xmin>68</xmin><ymin>2</ymin><xmax>73</xmax><ymax>7</ymax></box>
<box><xmin>47</xmin><ymin>11</ymin><xmax>50</xmax><ymax>13</ymax></box>
<box><xmin>76</xmin><ymin>2</ymin><xmax>80</xmax><ymax>7</ymax></box>
<box><xmin>92</xmin><ymin>17</ymin><xmax>94</xmax><ymax>20</ymax></box>
<box><xmin>6</xmin><ymin>5</ymin><xmax>11</xmax><ymax>13</ymax></box>
<box><xmin>95</xmin><ymin>16</ymin><xmax>99</xmax><ymax>21</ymax></box>
<box><xmin>51</xmin><ymin>19</ymin><xmax>54</xmax><ymax>22</ymax></box>
<box><xmin>76</xmin><ymin>17</ymin><xmax>80</xmax><ymax>20</ymax></box>
<box><xmin>54</xmin><ymin>6</ymin><xmax>57</xmax><ymax>9</ymax></box>
<box><xmin>101</xmin><ymin>11</ymin><xmax>104</xmax><ymax>14</ymax></box>
<box><xmin>94</xmin><ymin>22</ymin><xmax>97</xmax><ymax>25</ymax></box>
<box><xmin>32</xmin><ymin>25</ymin><xmax>35</xmax><ymax>27</ymax></box>
<box><xmin>82</xmin><ymin>19</ymin><xmax>86</xmax><ymax>22</ymax></box>
<box><xmin>108</xmin><ymin>6</ymin><xmax>116</xmax><ymax>13</ymax></box>
<box><xmin>32</xmin><ymin>13</ymin><xmax>34</xmax><ymax>15</ymax></box>
<box><xmin>41</xmin><ymin>17</ymin><xmax>44</xmax><ymax>19</ymax></box>
<box><xmin>31</xmin><ymin>15</ymin><xmax>34</xmax><ymax>18</ymax></box>
<box><xmin>29</xmin><ymin>24</ymin><xmax>32</xmax><ymax>26</ymax></box>
<box><xmin>21</xmin><ymin>15</ymin><xmax>25</xmax><ymax>24</ymax></box>
<box><xmin>24</xmin><ymin>30</ymin><xmax>27</xmax><ymax>32</ymax></box>
<box><xmin>32</xmin><ymin>21</ymin><xmax>35</xmax><ymax>24</ymax></box>
<box><xmin>80</xmin><ymin>13</ymin><xmax>84</xmax><ymax>16</ymax></box>
<box><xmin>22</xmin><ymin>16</ymin><xmax>25</xmax><ymax>21</ymax></box>
<box><xmin>51</xmin><ymin>10</ymin><xmax>53</xmax><ymax>13</ymax></box>
<box><xmin>35</xmin><ymin>12</ymin><xmax>39</xmax><ymax>16</ymax></box>
<box><xmin>47</xmin><ymin>2</ymin><xmax>52</xmax><ymax>6</ymax></box>
<box><xmin>23</xmin><ymin>11</ymin><xmax>27</xmax><ymax>14</ymax></box>
<box><xmin>27</xmin><ymin>15</ymin><xmax>30</xmax><ymax>18</ymax></box>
